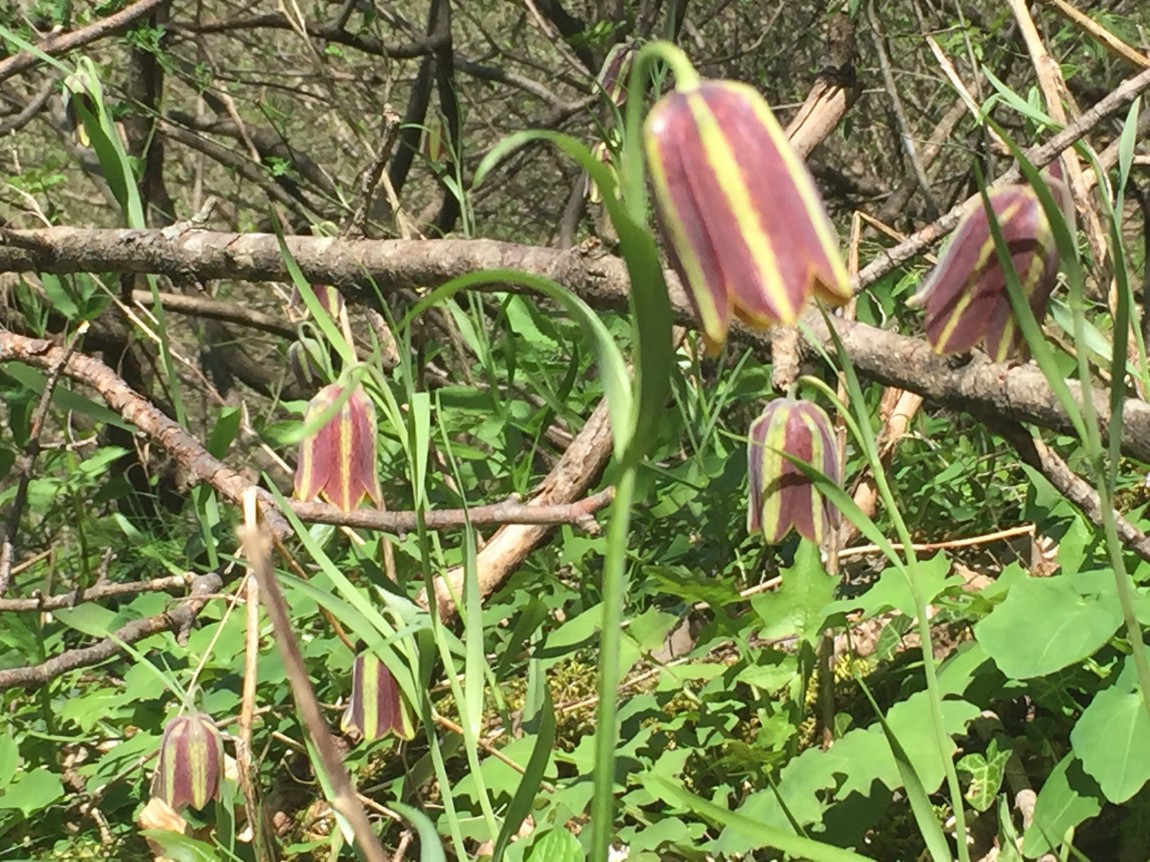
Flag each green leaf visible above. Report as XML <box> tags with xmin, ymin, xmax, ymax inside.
<box><xmin>751</xmin><ymin>541</ymin><xmax>836</xmax><ymax>647</ymax></box>
<box><xmin>138</xmin><ymin>831</ymin><xmax>220</xmax><ymax>862</ymax></box>
<box><xmin>643</xmin><ymin>774</ymin><xmax>877</xmax><ymax>862</ymax></box>
<box><xmin>1071</xmin><ymin>682</ymin><xmax>1150</xmax><ymax>803</ymax></box>
<box><xmin>0</xmin><ymin>768</ymin><xmax>64</xmax><ymax>815</ymax></box>
<box><xmin>390</xmin><ymin>802</ymin><xmax>447</xmax><ymax>862</ymax></box>
<box><xmin>975</xmin><ymin>577</ymin><xmax>1121</xmax><ymax>678</ymax></box>
<box><xmin>860</xmin><ymin>683</ymin><xmax>952</xmax><ymax>862</ymax></box>
<box><xmin>525</xmin><ymin>827</ymin><xmax>584</xmax><ymax>862</ymax></box>
<box><xmin>1023</xmin><ymin>754</ymin><xmax>1103</xmax><ymax>857</ymax></box>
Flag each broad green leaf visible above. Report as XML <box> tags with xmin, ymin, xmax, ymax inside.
<box><xmin>1071</xmin><ymin>682</ymin><xmax>1150</xmax><ymax>803</ymax></box>
<box><xmin>975</xmin><ymin>577</ymin><xmax>1121</xmax><ymax>678</ymax></box>
<box><xmin>138</xmin><ymin>831</ymin><xmax>220</xmax><ymax>862</ymax></box>
<box><xmin>862</xmin><ymin>683</ymin><xmax>952</xmax><ymax>862</ymax></box>
<box><xmin>752</xmin><ymin>541</ymin><xmax>836</xmax><ymax>647</ymax></box>
<box><xmin>525</xmin><ymin>827</ymin><xmax>584</xmax><ymax>862</ymax></box>
<box><xmin>0</xmin><ymin>768</ymin><xmax>64</xmax><ymax>815</ymax></box>
<box><xmin>1023</xmin><ymin>754</ymin><xmax>1103</xmax><ymax>857</ymax></box>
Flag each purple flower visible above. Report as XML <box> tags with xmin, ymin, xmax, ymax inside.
<box><xmin>644</xmin><ymin>79</ymin><xmax>851</xmax><ymax>352</ymax></box>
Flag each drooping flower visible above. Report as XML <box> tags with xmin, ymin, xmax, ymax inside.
<box><xmin>342</xmin><ymin>652</ymin><xmax>414</xmax><ymax>742</ymax></box>
<box><xmin>748</xmin><ymin>398</ymin><xmax>841</xmax><ymax>545</ymax></box>
<box><xmin>910</xmin><ymin>170</ymin><xmax>1073</xmax><ymax>362</ymax></box>
<box><xmin>294</xmin><ymin>383</ymin><xmax>383</xmax><ymax>512</ymax></box>
<box><xmin>644</xmin><ymin>78</ymin><xmax>851</xmax><ymax>352</ymax></box>
<box><xmin>152</xmin><ymin>713</ymin><xmax>224</xmax><ymax>812</ymax></box>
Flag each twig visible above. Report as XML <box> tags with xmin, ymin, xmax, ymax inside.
<box><xmin>0</xmin><ymin>0</ymin><xmax>168</xmax><ymax>83</ymax></box>
<box><xmin>866</xmin><ymin>0</ymin><xmax>940</xmax><ymax>217</ymax></box>
<box><xmin>0</xmin><ymin>572</ymin><xmax>221</xmax><ymax>691</ymax></box>
<box><xmin>239</xmin><ymin>490</ymin><xmax>391</xmax><ymax>862</ymax></box>
<box><xmin>993</xmin><ymin>422</ymin><xmax>1150</xmax><ymax>564</ymax></box>
<box><xmin>1043</xmin><ymin>0</ymin><xmax>1150</xmax><ymax>70</ymax></box>
<box><xmin>0</xmin><ymin>573</ymin><xmax>192</xmax><ymax>612</ymax></box>
<box><xmin>346</xmin><ymin>107</ymin><xmax>403</xmax><ymax>238</ymax></box>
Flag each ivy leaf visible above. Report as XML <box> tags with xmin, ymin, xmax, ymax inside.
<box><xmin>957</xmin><ymin>737</ymin><xmax>1012</xmax><ymax>812</ymax></box>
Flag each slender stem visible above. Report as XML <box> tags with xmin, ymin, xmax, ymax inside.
<box><xmin>589</xmin><ymin>465</ymin><xmax>638</xmax><ymax>862</ymax></box>
<box><xmin>1099</xmin><ymin>486</ymin><xmax>1150</xmax><ymax>712</ymax></box>
<box><xmin>866</xmin><ymin>464</ymin><xmax>971</xmax><ymax>862</ymax></box>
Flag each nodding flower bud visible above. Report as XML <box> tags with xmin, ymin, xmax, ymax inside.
<box><xmin>644</xmin><ymin>78</ymin><xmax>851</xmax><ymax>353</ymax></box>
<box><xmin>294</xmin><ymin>383</ymin><xmax>383</xmax><ymax>513</ymax></box>
<box><xmin>595</xmin><ymin>42</ymin><xmax>636</xmax><ymax>109</ymax></box>
<box><xmin>748</xmin><ymin>398</ymin><xmax>841</xmax><ymax>545</ymax></box>
<box><xmin>909</xmin><ymin>170</ymin><xmax>1073</xmax><ymax>362</ymax></box>
<box><xmin>152</xmin><ymin>713</ymin><xmax>224</xmax><ymax>812</ymax></box>
<box><xmin>342</xmin><ymin>652</ymin><xmax>414</xmax><ymax>742</ymax></box>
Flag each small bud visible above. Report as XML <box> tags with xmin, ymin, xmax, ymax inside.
<box><xmin>910</xmin><ymin>171</ymin><xmax>1072</xmax><ymax>362</ymax></box>
<box><xmin>584</xmin><ymin>140</ymin><xmax>616</xmax><ymax>204</ymax></box>
<box><xmin>645</xmin><ymin>78</ymin><xmax>850</xmax><ymax>352</ymax></box>
<box><xmin>342</xmin><ymin>652</ymin><xmax>414</xmax><ymax>742</ymax></box>
<box><xmin>288</xmin><ymin>284</ymin><xmax>346</xmax><ymax>324</ymax></box>
<box><xmin>294</xmin><ymin>384</ymin><xmax>383</xmax><ymax>512</ymax></box>
<box><xmin>748</xmin><ymin>398</ymin><xmax>841</xmax><ymax>545</ymax></box>
<box><xmin>152</xmin><ymin>713</ymin><xmax>224</xmax><ymax>812</ymax></box>
<box><xmin>595</xmin><ymin>43</ymin><xmax>636</xmax><ymax>109</ymax></box>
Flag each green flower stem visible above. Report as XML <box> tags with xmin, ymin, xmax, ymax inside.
<box><xmin>590</xmin><ymin>465</ymin><xmax>638</xmax><ymax>862</ymax></box>
<box><xmin>864</xmin><ymin>460</ymin><xmax>972</xmax><ymax>862</ymax></box>
<box><xmin>621</xmin><ymin>40</ymin><xmax>701</xmax><ymax>224</ymax></box>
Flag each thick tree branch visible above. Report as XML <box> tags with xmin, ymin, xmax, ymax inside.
<box><xmin>3</xmin><ymin>228</ymin><xmax>1150</xmax><ymax>464</ymax></box>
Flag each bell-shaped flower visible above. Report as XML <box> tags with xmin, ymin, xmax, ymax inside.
<box><xmin>341</xmin><ymin>652</ymin><xmax>415</xmax><ymax>742</ymax></box>
<box><xmin>152</xmin><ymin>713</ymin><xmax>224</xmax><ymax>812</ymax></box>
<box><xmin>294</xmin><ymin>383</ymin><xmax>383</xmax><ymax>512</ymax></box>
<box><xmin>910</xmin><ymin>171</ymin><xmax>1072</xmax><ymax>362</ymax></box>
<box><xmin>748</xmin><ymin>398</ymin><xmax>841</xmax><ymax>545</ymax></box>
<box><xmin>644</xmin><ymin>79</ymin><xmax>851</xmax><ymax>352</ymax></box>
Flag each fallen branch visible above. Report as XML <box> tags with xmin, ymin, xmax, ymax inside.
<box><xmin>0</xmin><ymin>571</ymin><xmax>221</xmax><ymax>691</ymax></box>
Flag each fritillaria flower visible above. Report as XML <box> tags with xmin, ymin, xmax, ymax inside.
<box><xmin>910</xmin><ymin>171</ymin><xmax>1073</xmax><ymax>362</ymax></box>
<box><xmin>644</xmin><ymin>78</ymin><xmax>851</xmax><ymax>352</ymax></box>
<box><xmin>152</xmin><ymin>713</ymin><xmax>224</xmax><ymax>812</ymax></box>
<box><xmin>595</xmin><ymin>42</ymin><xmax>636</xmax><ymax>109</ymax></box>
<box><xmin>342</xmin><ymin>652</ymin><xmax>414</xmax><ymax>742</ymax></box>
<box><xmin>294</xmin><ymin>383</ymin><xmax>383</xmax><ymax>512</ymax></box>
<box><xmin>748</xmin><ymin>398</ymin><xmax>841</xmax><ymax>545</ymax></box>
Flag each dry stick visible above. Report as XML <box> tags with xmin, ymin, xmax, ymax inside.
<box><xmin>993</xmin><ymin>422</ymin><xmax>1150</xmax><ymax>564</ymax></box>
<box><xmin>0</xmin><ymin>572</ymin><xmax>221</xmax><ymax>691</ymax></box>
<box><xmin>0</xmin><ymin>573</ymin><xmax>193</xmax><ymax>612</ymax></box>
<box><xmin>866</xmin><ymin>0</ymin><xmax>940</xmax><ymax>218</ymax></box>
<box><xmin>0</xmin><ymin>322</ymin><xmax>88</xmax><ymax>596</ymax></box>
<box><xmin>1009</xmin><ymin>0</ymin><xmax>1108</xmax><ymax>268</ymax></box>
<box><xmin>11</xmin><ymin>230</ymin><xmax>1150</xmax><ymax>462</ymax></box>
<box><xmin>239</xmin><ymin>491</ymin><xmax>391</xmax><ymax>862</ymax></box>
<box><xmin>839</xmin><ymin>524</ymin><xmax>1037</xmax><ymax>561</ymax></box>
<box><xmin>1043</xmin><ymin>0</ymin><xmax>1150</xmax><ymax>70</ymax></box>
<box><xmin>0</xmin><ymin>0</ymin><xmax>168</xmax><ymax>83</ymax></box>
<box><xmin>0</xmin><ymin>328</ymin><xmax>612</xmax><ymax>534</ymax></box>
